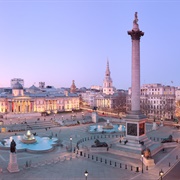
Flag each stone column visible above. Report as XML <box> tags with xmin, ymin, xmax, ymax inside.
<box><xmin>128</xmin><ymin>12</ymin><xmax>144</xmax><ymax>114</ymax></box>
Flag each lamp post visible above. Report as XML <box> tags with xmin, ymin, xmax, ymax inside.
<box><xmin>84</xmin><ymin>170</ymin><xmax>88</xmax><ymax>180</ymax></box>
<box><xmin>70</xmin><ymin>137</ymin><xmax>72</xmax><ymax>154</ymax></box>
<box><xmin>159</xmin><ymin>169</ymin><xmax>164</xmax><ymax>180</ymax></box>
<box><xmin>141</xmin><ymin>154</ymin><xmax>144</xmax><ymax>173</ymax></box>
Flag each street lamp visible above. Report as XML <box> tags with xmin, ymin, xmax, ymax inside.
<box><xmin>159</xmin><ymin>169</ymin><xmax>164</xmax><ymax>180</ymax></box>
<box><xmin>84</xmin><ymin>170</ymin><xmax>88</xmax><ymax>180</ymax></box>
<box><xmin>70</xmin><ymin>137</ymin><xmax>72</xmax><ymax>153</ymax></box>
<box><xmin>141</xmin><ymin>154</ymin><xmax>144</xmax><ymax>173</ymax></box>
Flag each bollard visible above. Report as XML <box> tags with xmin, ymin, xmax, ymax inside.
<box><xmin>88</xmin><ymin>154</ymin><xmax>89</xmax><ymax>158</ymax></box>
<box><xmin>136</xmin><ymin>167</ymin><xmax>139</xmax><ymax>172</ymax></box>
<box><xmin>146</xmin><ymin>166</ymin><xmax>148</xmax><ymax>171</ymax></box>
<box><xmin>125</xmin><ymin>164</ymin><xmax>127</xmax><ymax>169</ymax></box>
<box><xmin>120</xmin><ymin>163</ymin><xmax>122</xmax><ymax>168</ymax></box>
<box><xmin>131</xmin><ymin>166</ymin><xmax>133</xmax><ymax>171</ymax></box>
<box><xmin>105</xmin><ymin>159</ymin><xmax>107</xmax><ymax>164</ymax></box>
<box><xmin>110</xmin><ymin>161</ymin><xmax>111</xmax><ymax>165</ymax></box>
<box><xmin>80</xmin><ymin>151</ymin><xmax>82</xmax><ymax>156</ymax></box>
<box><xmin>169</xmin><ymin>162</ymin><xmax>171</xmax><ymax>167</ymax></box>
<box><xmin>115</xmin><ymin>162</ymin><xmax>116</xmax><ymax>167</ymax></box>
<box><xmin>92</xmin><ymin>155</ymin><xmax>94</xmax><ymax>160</ymax></box>
<box><xmin>101</xmin><ymin>158</ymin><xmax>102</xmax><ymax>162</ymax></box>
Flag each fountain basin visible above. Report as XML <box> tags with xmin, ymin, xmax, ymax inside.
<box><xmin>0</xmin><ymin>135</ymin><xmax>58</xmax><ymax>153</ymax></box>
<box><xmin>89</xmin><ymin>124</ymin><xmax>125</xmax><ymax>133</ymax></box>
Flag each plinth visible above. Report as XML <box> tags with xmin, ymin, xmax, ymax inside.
<box><xmin>7</xmin><ymin>152</ymin><xmax>20</xmax><ymax>173</ymax></box>
<box><xmin>92</xmin><ymin>112</ymin><xmax>98</xmax><ymax>123</ymax></box>
<box><xmin>122</xmin><ymin>111</ymin><xmax>150</xmax><ymax>151</ymax></box>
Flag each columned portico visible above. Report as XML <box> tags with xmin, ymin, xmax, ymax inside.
<box><xmin>10</xmin><ymin>99</ymin><xmax>32</xmax><ymax>113</ymax></box>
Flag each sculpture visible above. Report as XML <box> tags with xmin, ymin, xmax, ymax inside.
<box><xmin>10</xmin><ymin>139</ymin><xmax>16</xmax><ymax>153</ymax></box>
<box><xmin>161</xmin><ymin>135</ymin><xmax>174</xmax><ymax>143</ymax></box>
<box><xmin>91</xmin><ymin>139</ymin><xmax>108</xmax><ymax>147</ymax></box>
<box><xmin>142</xmin><ymin>148</ymin><xmax>151</xmax><ymax>159</ymax></box>
<box><xmin>133</xmin><ymin>12</ymin><xmax>138</xmax><ymax>25</ymax></box>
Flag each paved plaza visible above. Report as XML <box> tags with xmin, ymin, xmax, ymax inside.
<box><xmin>0</xmin><ymin>113</ymin><xmax>180</xmax><ymax>180</ymax></box>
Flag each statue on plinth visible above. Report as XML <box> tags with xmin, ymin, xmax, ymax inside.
<box><xmin>142</xmin><ymin>148</ymin><xmax>152</xmax><ymax>159</ymax></box>
<box><xmin>10</xmin><ymin>139</ymin><xmax>16</xmax><ymax>153</ymax></box>
<box><xmin>7</xmin><ymin>139</ymin><xmax>19</xmax><ymax>172</ymax></box>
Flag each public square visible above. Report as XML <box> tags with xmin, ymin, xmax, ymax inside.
<box><xmin>0</xmin><ymin>112</ymin><xmax>180</xmax><ymax>180</ymax></box>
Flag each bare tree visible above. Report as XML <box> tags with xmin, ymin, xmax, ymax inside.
<box><xmin>113</xmin><ymin>92</ymin><xmax>127</xmax><ymax>117</ymax></box>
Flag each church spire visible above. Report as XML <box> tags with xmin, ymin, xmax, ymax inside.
<box><xmin>105</xmin><ymin>59</ymin><xmax>110</xmax><ymax>76</ymax></box>
<box><xmin>103</xmin><ymin>59</ymin><xmax>114</xmax><ymax>95</ymax></box>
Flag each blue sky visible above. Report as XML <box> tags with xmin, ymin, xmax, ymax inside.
<box><xmin>0</xmin><ymin>0</ymin><xmax>180</xmax><ymax>89</ymax></box>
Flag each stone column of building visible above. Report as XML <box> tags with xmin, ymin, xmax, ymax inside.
<box><xmin>128</xmin><ymin>12</ymin><xmax>144</xmax><ymax>113</ymax></box>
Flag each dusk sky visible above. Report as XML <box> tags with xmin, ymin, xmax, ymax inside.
<box><xmin>0</xmin><ymin>0</ymin><xmax>179</xmax><ymax>89</ymax></box>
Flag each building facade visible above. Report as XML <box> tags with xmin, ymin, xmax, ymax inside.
<box><xmin>127</xmin><ymin>83</ymin><xmax>176</xmax><ymax>119</ymax></box>
<box><xmin>0</xmin><ymin>82</ymin><xmax>79</xmax><ymax>114</ymax></box>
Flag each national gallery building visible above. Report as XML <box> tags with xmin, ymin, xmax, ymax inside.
<box><xmin>0</xmin><ymin>82</ymin><xmax>79</xmax><ymax>114</ymax></box>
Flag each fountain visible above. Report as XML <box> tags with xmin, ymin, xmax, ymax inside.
<box><xmin>102</xmin><ymin>120</ymin><xmax>113</xmax><ymax>129</ymax></box>
<box><xmin>0</xmin><ymin>131</ymin><xmax>58</xmax><ymax>152</ymax></box>
<box><xmin>21</xmin><ymin>130</ymin><xmax>37</xmax><ymax>144</ymax></box>
<box><xmin>89</xmin><ymin>119</ymin><xmax>125</xmax><ymax>133</ymax></box>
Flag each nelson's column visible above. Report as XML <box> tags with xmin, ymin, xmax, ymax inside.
<box><xmin>124</xmin><ymin>12</ymin><xmax>148</xmax><ymax>151</ymax></box>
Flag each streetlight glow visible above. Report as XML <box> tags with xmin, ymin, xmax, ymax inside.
<box><xmin>141</xmin><ymin>154</ymin><xmax>144</xmax><ymax>173</ymax></box>
<box><xmin>159</xmin><ymin>169</ymin><xmax>164</xmax><ymax>180</ymax></box>
<box><xmin>84</xmin><ymin>170</ymin><xmax>88</xmax><ymax>180</ymax></box>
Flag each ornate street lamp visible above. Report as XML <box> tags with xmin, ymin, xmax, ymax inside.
<box><xmin>84</xmin><ymin>170</ymin><xmax>88</xmax><ymax>180</ymax></box>
<box><xmin>159</xmin><ymin>169</ymin><xmax>164</xmax><ymax>180</ymax></box>
<box><xmin>141</xmin><ymin>154</ymin><xmax>144</xmax><ymax>173</ymax></box>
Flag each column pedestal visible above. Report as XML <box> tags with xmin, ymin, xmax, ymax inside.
<box><xmin>152</xmin><ymin>122</ymin><xmax>157</xmax><ymax>130</ymax></box>
<box><xmin>7</xmin><ymin>153</ymin><xmax>20</xmax><ymax>173</ymax></box>
<box><xmin>121</xmin><ymin>112</ymin><xmax>151</xmax><ymax>151</ymax></box>
<box><xmin>92</xmin><ymin>112</ymin><xmax>98</xmax><ymax>123</ymax></box>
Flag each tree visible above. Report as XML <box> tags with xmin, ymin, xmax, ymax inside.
<box><xmin>113</xmin><ymin>92</ymin><xmax>127</xmax><ymax>117</ymax></box>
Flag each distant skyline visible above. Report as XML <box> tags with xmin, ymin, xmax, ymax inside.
<box><xmin>0</xmin><ymin>1</ymin><xmax>180</xmax><ymax>89</ymax></box>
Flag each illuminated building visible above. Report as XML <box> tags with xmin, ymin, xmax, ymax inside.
<box><xmin>127</xmin><ymin>83</ymin><xmax>175</xmax><ymax>119</ymax></box>
<box><xmin>0</xmin><ymin>81</ymin><xmax>79</xmax><ymax>114</ymax></box>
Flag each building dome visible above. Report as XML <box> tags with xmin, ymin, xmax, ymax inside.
<box><xmin>13</xmin><ymin>82</ymin><xmax>23</xmax><ymax>90</ymax></box>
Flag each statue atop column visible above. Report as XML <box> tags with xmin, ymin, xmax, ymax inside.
<box><xmin>133</xmin><ymin>12</ymin><xmax>139</xmax><ymax>31</ymax></box>
<box><xmin>10</xmin><ymin>139</ymin><xmax>16</xmax><ymax>153</ymax></box>
<box><xmin>133</xmin><ymin>12</ymin><xmax>138</xmax><ymax>25</ymax></box>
